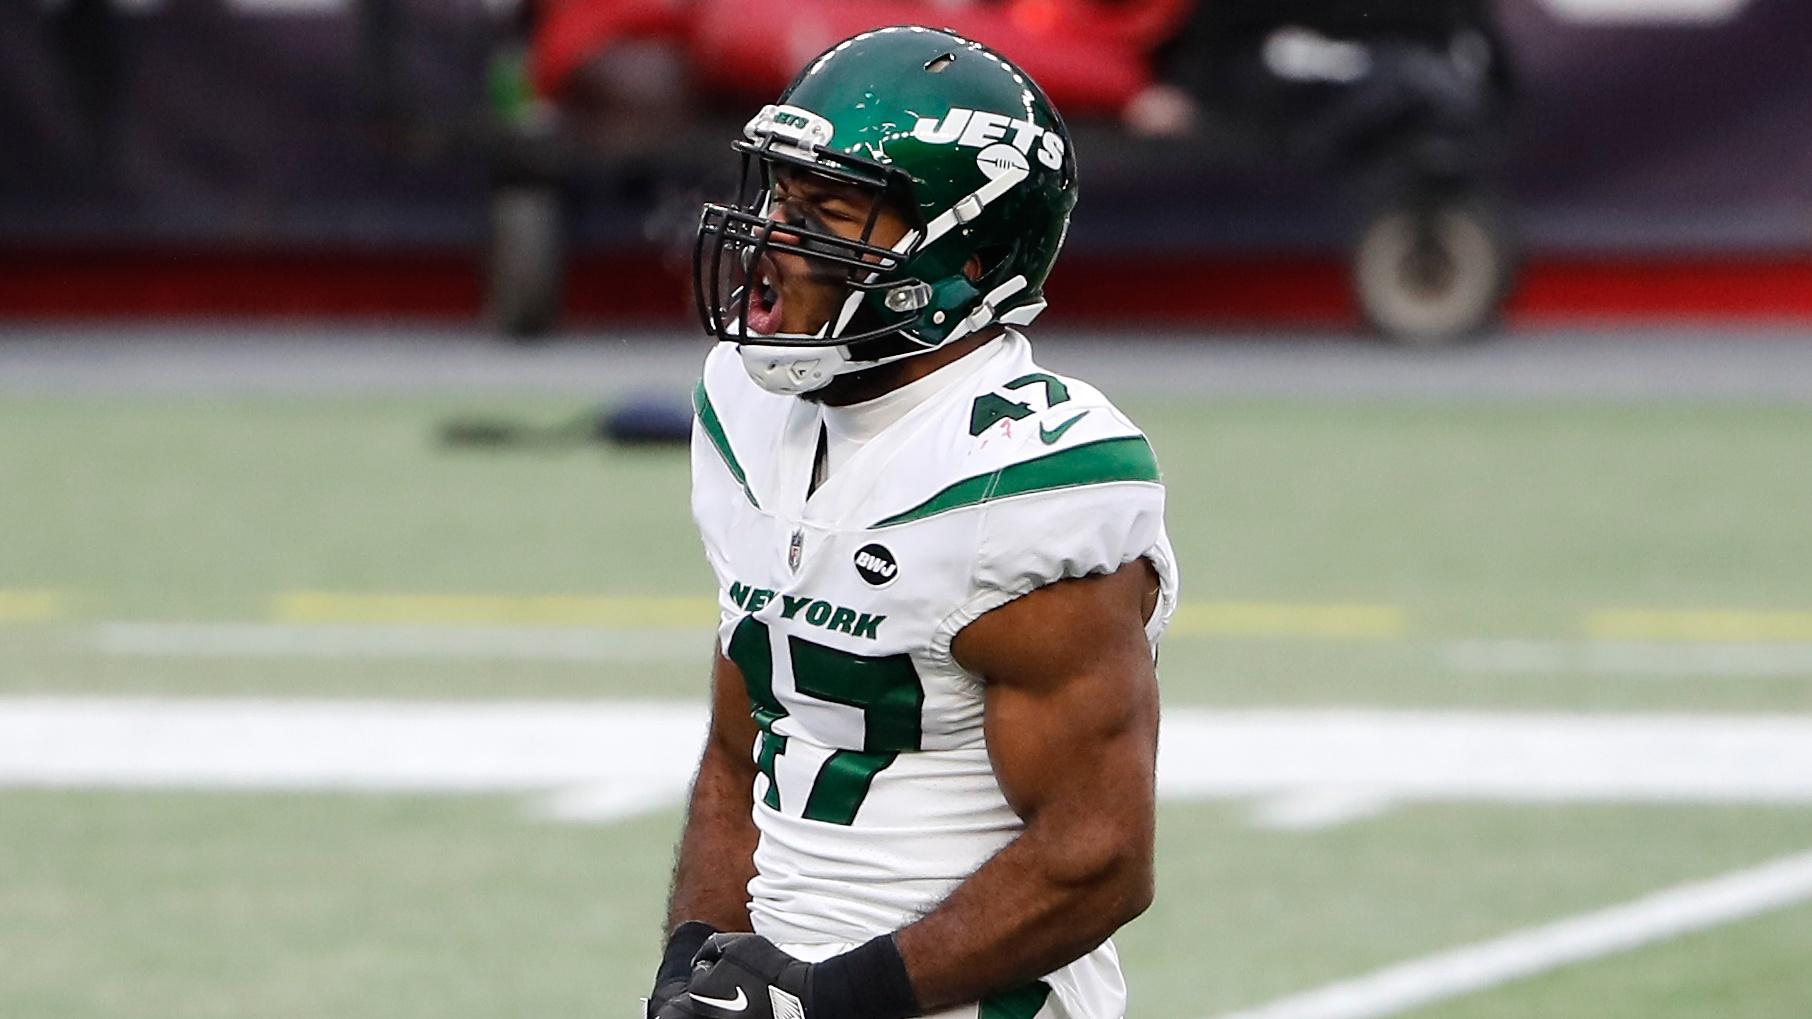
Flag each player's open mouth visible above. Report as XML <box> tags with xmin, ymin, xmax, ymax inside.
<box><xmin>745</xmin><ymin>257</ymin><xmax>785</xmax><ymax>335</ymax></box>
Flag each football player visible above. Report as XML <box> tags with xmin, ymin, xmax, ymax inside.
<box><xmin>651</xmin><ymin>25</ymin><xmax>1179</xmax><ymax>1019</ymax></box>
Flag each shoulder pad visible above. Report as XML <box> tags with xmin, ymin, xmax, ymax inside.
<box><xmin>870</xmin><ymin>366</ymin><xmax>1161</xmax><ymax>529</ymax></box>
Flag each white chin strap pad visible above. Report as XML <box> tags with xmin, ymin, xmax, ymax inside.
<box><xmin>736</xmin><ymin>344</ymin><xmax>854</xmax><ymax>396</ymax></box>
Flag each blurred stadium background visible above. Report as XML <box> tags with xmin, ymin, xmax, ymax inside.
<box><xmin>3</xmin><ymin>1</ymin><xmax>1811</xmax><ymax>1017</ymax></box>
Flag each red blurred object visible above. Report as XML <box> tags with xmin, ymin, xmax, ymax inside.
<box><xmin>10</xmin><ymin>247</ymin><xmax>1812</xmax><ymax>326</ymax></box>
<box><xmin>532</xmin><ymin>0</ymin><xmax>691</xmax><ymax>103</ymax></box>
<box><xmin>533</xmin><ymin>0</ymin><xmax>1192</xmax><ymax>117</ymax></box>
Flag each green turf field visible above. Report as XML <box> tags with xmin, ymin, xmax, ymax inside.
<box><xmin>3</xmin><ymin>389</ymin><xmax>1811</xmax><ymax>1018</ymax></box>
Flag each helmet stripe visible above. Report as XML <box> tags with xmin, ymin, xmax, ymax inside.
<box><xmin>920</xmin><ymin>162</ymin><xmax>1028</xmax><ymax>247</ymax></box>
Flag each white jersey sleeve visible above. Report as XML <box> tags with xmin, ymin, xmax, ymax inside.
<box><xmin>931</xmin><ymin>430</ymin><xmax>1179</xmax><ymax>667</ymax></box>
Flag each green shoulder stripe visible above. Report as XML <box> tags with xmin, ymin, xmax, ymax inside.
<box><xmin>979</xmin><ymin>981</ymin><xmax>1051</xmax><ymax>1019</ymax></box>
<box><xmin>692</xmin><ymin>380</ymin><xmax>759</xmax><ymax>508</ymax></box>
<box><xmin>873</xmin><ymin>435</ymin><xmax>1159</xmax><ymax>528</ymax></box>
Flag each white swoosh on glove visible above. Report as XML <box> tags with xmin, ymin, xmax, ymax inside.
<box><xmin>688</xmin><ymin>988</ymin><xmax>749</xmax><ymax>1012</ymax></box>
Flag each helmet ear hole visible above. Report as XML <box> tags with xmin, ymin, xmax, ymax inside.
<box><xmin>972</xmin><ymin>244</ymin><xmax>1015</xmax><ymax>286</ymax></box>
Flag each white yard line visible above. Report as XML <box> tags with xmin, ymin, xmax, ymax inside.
<box><xmin>1204</xmin><ymin>847</ymin><xmax>1812</xmax><ymax>1019</ymax></box>
<box><xmin>1248</xmin><ymin>789</ymin><xmax>1396</xmax><ymax>831</ymax></box>
<box><xmin>89</xmin><ymin>622</ymin><xmax>710</xmax><ymax>663</ymax></box>
<box><xmin>6</xmin><ymin>701</ymin><xmax>1812</xmax><ymax>825</ymax></box>
<box><xmin>1155</xmin><ymin>709</ymin><xmax>1812</xmax><ymax>807</ymax></box>
<box><xmin>0</xmin><ymin>698</ymin><xmax>707</xmax><ymax>823</ymax></box>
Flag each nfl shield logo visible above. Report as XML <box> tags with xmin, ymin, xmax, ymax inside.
<box><xmin>787</xmin><ymin>529</ymin><xmax>804</xmax><ymax>572</ymax></box>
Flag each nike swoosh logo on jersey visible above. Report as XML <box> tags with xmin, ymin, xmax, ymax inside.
<box><xmin>689</xmin><ymin>988</ymin><xmax>749</xmax><ymax>1012</ymax></box>
<box><xmin>1040</xmin><ymin>410</ymin><xmax>1090</xmax><ymax>444</ymax></box>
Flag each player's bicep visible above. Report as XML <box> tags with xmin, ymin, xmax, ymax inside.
<box><xmin>951</xmin><ymin>559</ymin><xmax>1160</xmax><ymax>824</ymax></box>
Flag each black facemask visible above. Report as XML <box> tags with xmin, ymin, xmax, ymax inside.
<box><xmin>693</xmin><ymin>138</ymin><xmax>933</xmax><ymax>352</ymax></box>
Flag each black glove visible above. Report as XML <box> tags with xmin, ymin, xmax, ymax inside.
<box><xmin>647</xmin><ymin>921</ymin><xmax>720</xmax><ymax>1019</ymax></box>
<box><xmin>657</xmin><ymin>932</ymin><xmax>921</xmax><ymax>1019</ymax></box>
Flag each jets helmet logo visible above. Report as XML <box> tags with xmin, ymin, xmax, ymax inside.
<box><xmin>910</xmin><ymin>108</ymin><xmax>1067</xmax><ymax>170</ymax></box>
<box><xmin>853</xmin><ymin>544</ymin><xmax>899</xmax><ymax>587</ymax></box>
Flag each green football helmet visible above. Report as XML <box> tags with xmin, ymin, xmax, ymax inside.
<box><xmin>693</xmin><ymin>25</ymin><xmax>1079</xmax><ymax>395</ymax></box>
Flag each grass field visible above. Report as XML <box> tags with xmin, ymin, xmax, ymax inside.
<box><xmin>4</xmin><ymin>373</ymin><xmax>1812</xmax><ymax>1018</ymax></box>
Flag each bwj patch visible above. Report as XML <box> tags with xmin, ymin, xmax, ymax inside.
<box><xmin>853</xmin><ymin>543</ymin><xmax>899</xmax><ymax>587</ymax></box>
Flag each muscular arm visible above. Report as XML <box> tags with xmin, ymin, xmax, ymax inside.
<box><xmin>895</xmin><ymin>558</ymin><xmax>1162</xmax><ymax>1011</ymax></box>
<box><xmin>664</xmin><ymin>646</ymin><xmax>763</xmax><ymax>933</ymax></box>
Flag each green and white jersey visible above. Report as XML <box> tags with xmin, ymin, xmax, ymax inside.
<box><xmin>689</xmin><ymin>331</ymin><xmax>1178</xmax><ymax>1019</ymax></box>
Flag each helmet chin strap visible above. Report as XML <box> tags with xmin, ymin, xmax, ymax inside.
<box><xmin>732</xmin><ymin>271</ymin><xmax>1035</xmax><ymax>397</ymax></box>
<box><xmin>735</xmin><ymin>342</ymin><xmax>851</xmax><ymax>396</ymax></box>
<box><xmin>735</xmin><ymin>331</ymin><xmax>941</xmax><ymax>396</ymax></box>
